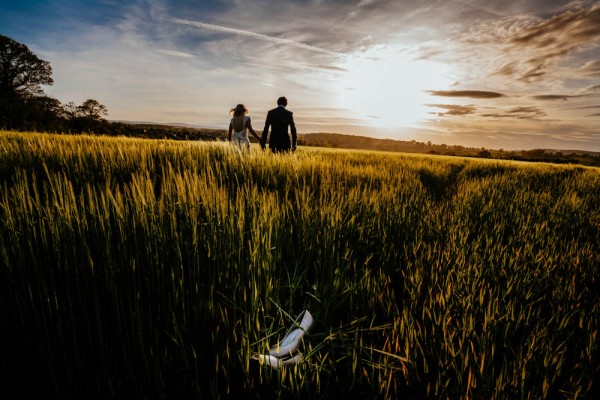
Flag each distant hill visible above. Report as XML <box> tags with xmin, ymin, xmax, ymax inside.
<box><xmin>297</xmin><ymin>133</ymin><xmax>600</xmax><ymax>166</ymax></box>
<box><xmin>298</xmin><ymin>132</ymin><xmax>468</xmax><ymax>155</ymax></box>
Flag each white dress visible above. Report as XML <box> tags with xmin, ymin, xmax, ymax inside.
<box><xmin>232</xmin><ymin>116</ymin><xmax>250</xmax><ymax>150</ymax></box>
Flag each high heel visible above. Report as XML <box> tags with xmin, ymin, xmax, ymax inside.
<box><xmin>251</xmin><ymin>353</ymin><xmax>304</xmax><ymax>369</ymax></box>
<box><xmin>269</xmin><ymin>310</ymin><xmax>314</xmax><ymax>357</ymax></box>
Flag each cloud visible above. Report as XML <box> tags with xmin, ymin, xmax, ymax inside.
<box><xmin>157</xmin><ymin>49</ymin><xmax>196</xmax><ymax>58</ymax></box>
<box><xmin>587</xmin><ymin>113</ymin><xmax>600</xmax><ymax>117</ymax></box>
<box><xmin>414</xmin><ymin>47</ymin><xmax>444</xmax><ymax>61</ymax></box>
<box><xmin>426</xmin><ymin>104</ymin><xmax>476</xmax><ymax>116</ymax></box>
<box><xmin>518</xmin><ymin>68</ymin><xmax>546</xmax><ymax>81</ymax></box>
<box><xmin>466</xmin><ymin>2</ymin><xmax>600</xmax><ymax>82</ymax></box>
<box><xmin>578</xmin><ymin>60</ymin><xmax>600</xmax><ymax>77</ymax></box>
<box><xmin>569</xmin><ymin>104</ymin><xmax>600</xmax><ymax>110</ymax></box>
<box><xmin>427</xmin><ymin>90</ymin><xmax>506</xmax><ymax>98</ymax></box>
<box><xmin>494</xmin><ymin>62</ymin><xmax>517</xmax><ymax>76</ymax></box>
<box><xmin>532</xmin><ymin>94</ymin><xmax>588</xmax><ymax>101</ymax></box>
<box><xmin>312</xmin><ymin>65</ymin><xmax>347</xmax><ymax>72</ymax></box>
<box><xmin>481</xmin><ymin>106</ymin><xmax>546</xmax><ymax>120</ymax></box>
<box><xmin>506</xmin><ymin>106</ymin><xmax>546</xmax><ymax>116</ymax></box>
<box><xmin>580</xmin><ymin>85</ymin><xmax>600</xmax><ymax>94</ymax></box>
<box><xmin>170</xmin><ymin>17</ymin><xmax>343</xmax><ymax>56</ymax></box>
<box><xmin>342</xmin><ymin>0</ymin><xmax>390</xmax><ymax>24</ymax></box>
<box><xmin>508</xmin><ymin>3</ymin><xmax>600</xmax><ymax>48</ymax></box>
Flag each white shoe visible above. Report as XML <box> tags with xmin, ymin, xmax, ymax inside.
<box><xmin>251</xmin><ymin>353</ymin><xmax>305</xmax><ymax>370</ymax></box>
<box><xmin>269</xmin><ymin>310</ymin><xmax>314</xmax><ymax>357</ymax></box>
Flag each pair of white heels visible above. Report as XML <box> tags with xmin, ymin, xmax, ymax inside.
<box><xmin>252</xmin><ymin>310</ymin><xmax>314</xmax><ymax>369</ymax></box>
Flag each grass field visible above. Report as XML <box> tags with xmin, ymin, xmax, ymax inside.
<box><xmin>0</xmin><ymin>130</ymin><xmax>598</xmax><ymax>399</ymax></box>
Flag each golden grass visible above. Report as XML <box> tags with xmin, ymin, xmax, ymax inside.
<box><xmin>0</xmin><ymin>130</ymin><xmax>598</xmax><ymax>398</ymax></box>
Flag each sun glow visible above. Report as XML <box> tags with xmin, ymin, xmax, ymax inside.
<box><xmin>335</xmin><ymin>46</ymin><xmax>454</xmax><ymax>129</ymax></box>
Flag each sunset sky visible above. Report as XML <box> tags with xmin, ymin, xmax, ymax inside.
<box><xmin>1</xmin><ymin>0</ymin><xmax>599</xmax><ymax>151</ymax></box>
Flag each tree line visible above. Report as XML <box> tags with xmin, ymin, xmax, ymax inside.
<box><xmin>0</xmin><ymin>34</ymin><xmax>109</xmax><ymax>133</ymax></box>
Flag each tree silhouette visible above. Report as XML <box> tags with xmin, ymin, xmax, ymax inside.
<box><xmin>1</xmin><ymin>34</ymin><xmax>55</xmax><ymax>130</ymax></box>
<box><xmin>62</xmin><ymin>102</ymin><xmax>79</xmax><ymax>119</ymax></box>
<box><xmin>0</xmin><ymin>34</ymin><xmax>53</xmax><ymax>98</ymax></box>
<box><xmin>0</xmin><ymin>35</ymin><xmax>111</xmax><ymax>133</ymax></box>
<box><xmin>66</xmin><ymin>99</ymin><xmax>109</xmax><ymax>133</ymax></box>
<box><xmin>77</xmin><ymin>99</ymin><xmax>108</xmax><ymax>121</ymax></box>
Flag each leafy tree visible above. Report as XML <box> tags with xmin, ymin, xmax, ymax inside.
<box><xmin>24</xmin><ymin>96</ymin><xmax>66</xmax><ymax>131</ymax></box>
<box><xmin>28</xmin><ymin>96</ymin><xmax>64</xmax><ymax>116</ymax></box>
<box><xmin>62</xmin><ymin>101</ymin><xmax>79</xmax><ymax>119</ymax></box>
<box><xmin>0</xmin><ymin>35</ymin><xmax>111</xmax><ymax>133</ymax></box>
<box><xmin>66</xmin><ymin>99</ymin><xmax>109</xmax><ymax>133</ymax></box>
<box><xmin>0</xmin><ymin>35</ymin><xmax>55</xmax><ymax>130</ymax></box>
<box><xmin>76</xmin><ymin>99</ymin><xmax>108</xmax><ymax>121</ymax></box>
<box><xmin>0</xmin><ymin>34</ymin><xmax>53</xmax><ymax>99</ymax></box>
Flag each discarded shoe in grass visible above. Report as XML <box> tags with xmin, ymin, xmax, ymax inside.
<box><xmin>253</xmin><ymin>310</ymin><xmax>314</xmax><ymax>370</ymax></box>
<box><xmin>251</xmin><ymin>353</ymin><xmax>304</xmax><ymax>369</ymax></box>
<box><xmin>269</xmin><ymin>310</ymin><xmax>313</xmax><ymax>357</ymax></box>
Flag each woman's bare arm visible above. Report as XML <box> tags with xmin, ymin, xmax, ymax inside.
<box><xmin>246</xmin><ymin>117</ymin><xmax>261</xmax><ymax>141</ymax></box>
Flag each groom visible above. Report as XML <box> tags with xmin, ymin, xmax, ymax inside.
<box><xmin>261</xmin><ymin>96</ymin><xmax>297</xmax><ymax>153</ymax></box>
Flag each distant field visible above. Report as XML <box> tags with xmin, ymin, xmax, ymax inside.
<box><xmin>0</xmin><ymin>130</ymin><xmax>598</xmax><ymax>399</ymax></box>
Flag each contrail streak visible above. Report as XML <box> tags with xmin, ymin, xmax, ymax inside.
<box><xmin>171</xmin><ymin>17</ymin><xmax>342</xmax><ymax>56</ymax></box>
<box><xmin>454</xmin><ymin>0</ymin><xmax>507</xmax><ymax>17</ymax></box>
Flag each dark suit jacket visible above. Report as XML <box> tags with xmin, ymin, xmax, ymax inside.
<box><xmin>261</xmin><ymin>105</ymin><xmax>297</xmax><ymax>151</ymax></box>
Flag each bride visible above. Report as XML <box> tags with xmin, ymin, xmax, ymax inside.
<box><xmin>228</xmin><ymin>104</ymin><xmax>261</xmax><ymax>152</ymax></box>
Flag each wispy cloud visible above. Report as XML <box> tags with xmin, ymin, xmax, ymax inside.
<box><xmin>427</xmin><ymin>104</ymin><xmax>476</xmax><ymax>116</ymax></box>
<box><xmin>157</xmin><ymin>49</ymin><xmax>196</xmax><ymax>58</ymax></box>
<box><xmin>578</xmin><ymin>60</ymin><xmax>600</xmax><ymax>77</ymax></box>
<box><xmin>481</xmin><ymin>106</ymin><xmax>546</xmax><ymax>120</ymax></box>
<box><xmin>506</xmin><ymin>106</ymin><xmax>545</xmax><ymax>116</ymax></box>
<box><xmin>463</xmin><ymin>2</ymin><xmax>600</xmax><ymax>82</ymax></box>
<box><xmin>427</xmin><ymin>90</ymin><xmax>506</xmax><ymax>98</ymax></box>
<box><xmin>580</xmin><ymin>85</ymin><xmax>600</xmax><ymax>94</ymax></box>
<box><xmin>170</xmin><ymin>17</ymin><xmax>343</xmax><ymax>56</ymax></box>
<box><xmin>508</xmin><ymin>3</ymin><xmax>600</xmax><ymax>48</ymax></box>
<box><xmin>312</xmin><ymin>65</ymin><xmax>347</xmax><ymax>72</ymax></box>
<box><xmin>569</xmin><ymin>104</ymin><xmax>600</xmax><ymax>110</ymax></box>
<box><xmin>532</xmin><ymin>94</ymin><xmax>588</xmax><ymax>101</ymax></box>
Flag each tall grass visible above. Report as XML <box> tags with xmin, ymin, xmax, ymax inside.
<box><xmin>0</xmin><ymin>130</ymin><xmax>598</xmax><ymax>399</ymax></box>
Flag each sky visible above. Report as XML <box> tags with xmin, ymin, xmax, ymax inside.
<box><xmin>1</xmin><ymin>0</ymin><xmax>599</xmax><ymax>151</ymax></box>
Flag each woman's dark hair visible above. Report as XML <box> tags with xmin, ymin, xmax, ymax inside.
<box><xmin>230</xmin><ymin>104</ymin><xmax>248</xmax><ymax>117</ymax></box>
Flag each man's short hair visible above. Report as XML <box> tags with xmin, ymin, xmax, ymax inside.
<box><xmin>277</xmin><ymin>96</ymin><xmax>288</xmax><ymax>106</ymax></box>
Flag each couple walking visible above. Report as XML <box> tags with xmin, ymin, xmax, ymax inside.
<box><xmin>228</xmin><ymin>96</ymin><xmax>297</xmax><ymax>153</ymax></box>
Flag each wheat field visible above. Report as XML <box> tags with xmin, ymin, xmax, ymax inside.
<box><xmin>0</xmin><ymin>130</ymin><xmax>598</xmax><ymax>399</ymax></box>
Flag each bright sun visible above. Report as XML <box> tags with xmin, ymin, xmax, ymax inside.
<box><xmin>334</xmin><ymin>45</ymin><xmax>453</xmax><ymax>129</ymax></box>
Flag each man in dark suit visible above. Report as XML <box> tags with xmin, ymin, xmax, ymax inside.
<box><xmin>261</xmin><ymin>96</ymin><xmax>297</xmax><ymax>153</ymax></box>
